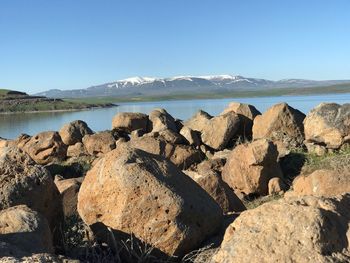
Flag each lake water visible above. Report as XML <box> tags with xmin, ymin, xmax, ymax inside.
<box><xmin>1</xmin><ymin>93</ymin><xmax>350</xmax><ymax>139</ymax></box>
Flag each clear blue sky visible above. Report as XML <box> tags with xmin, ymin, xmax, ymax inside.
<box><xmin>1</xmin><ymin>0</ymin><xmax>350</xmax><ymax>93</ymax></box>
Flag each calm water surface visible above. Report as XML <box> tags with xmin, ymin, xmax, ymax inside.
<box><xmin>1</xmin><ymin>93</ymin><xmax>350</xmax><ymax>139</ymax></box>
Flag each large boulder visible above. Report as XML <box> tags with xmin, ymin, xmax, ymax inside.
<box><xmin>20</xmin><ymin>131</ymin><xmax>67</xmax><ymax>165</ymax></box>
<box><xmin>149</xmin><ymin>108</ymin><xmax>177</xmax><ymax>132</ymax></box>
<box><xmin>221</xmin><ymin>102</ymin><xmax>261</xmax><ymax>139</ymax></box>
<box><xmin>289</xmin><ymin>169</ymin><xmax>350</xmax><ymax>197</ymax></box>
<box><xmin>304</xmin><ymin>103</ymin><xmax>350</xmax><ymax>149</ymax></box>
<box><xmin>112</xmin><ymin>112</ymin><xmax>149</xmax><ymax>133</ymax></box>
<box><xmin>213</xmin><ymin>194</ymin><xmax>350</xmax><ymax>263</ymax></box>
<box><xmin>77</xmin><ymin>145</ymin><xmax>223</xmax><ymax>257</ymax></box>
<box><xmin>82</xmin><ymin>131</ymin><xmax>116</xmax><ymax>156</ymax></box>
<box><xmin>201</xmin><ymin>112</ymin><xmax>240</xmax><ymax>150</ymax></box>
<box><xmin>252</xmin><ymin>103</ymin><xmax>305</xmax><ymax>148</ymax></box>
<box><xmin>0</xmin><ymin>146</ymin><xmax>61</xmax><ymax>229</ymax></box>
<box><xmin>183</xmin><ymin>170</ymin><xmax>246</xmax><ymax>213</ymax></box>
<box><xmin>59</xmin><ymin>120</ymin><xmax>93</xmax><ymax>146</ymax></box>
<box><xmin>0</xmin><ymin>205</ymin><xmax>54</xmax><ymax>255</ymax></box>
<box><xmin>222</xmin><ymin>139</ymin><xmax>283</xmax><ymax>196</ymax></box>
<box><xmin>184</xmin><ymin>110</ymin><xmax>212</xmax><ymax>133</ymax></box>
<box><xmin>185</xmin><ymin>111</ymin><xmax>240</xmax><ymax>150</ymax></box>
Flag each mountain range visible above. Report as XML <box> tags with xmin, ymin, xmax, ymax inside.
<box><xmin>35</xmin><ymin>75</ymin><xmax>350</xmax><ymax>98</ymax></box>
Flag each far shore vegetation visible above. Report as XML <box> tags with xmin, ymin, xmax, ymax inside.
<box><xmin>1</xmin><ymin>82</ymin><xmax>349</xmax><ymax>113</ymax></box>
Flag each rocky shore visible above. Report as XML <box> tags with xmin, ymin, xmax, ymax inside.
<box><xmin>0</xmin><ymin>101</ymin><xmax>350</xmax><ymax>262</ymax></box>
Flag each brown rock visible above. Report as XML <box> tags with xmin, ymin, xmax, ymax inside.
<box><xmin>59</xmin><ymin>120</ymin><xmax>93</xmax><ymax>146</ymax></box>
<box><xmin>202</xmin><ymin>112</ymin><xmax>240</xmax><ymax>150</ymax></box>
<box><xmin>221</xmin><ymin>102</ymin><xmax>261</xmax><ymax>139</ymax></box>
<box><xmin>213</xmin><ymin>194</ymin><xmax>350</xmax><ymax>263</ymax></box>
<box><xmin>54</xmin><ymin>176</ymin><xmax>83</xmax><ymax>217</ymax></box>
<box><xmin>78</xmin><ymin>145</ymin><xmax>222</xmax><ymax>257</ymax></box>
<box><xmin>112</xmin><ymin>112</ymin><xmax>149</xmax><ymax>133</ymax></box>
<box><xmin>222</xmin><ymin>139</ymin><xmax>283</xmax><ymax>196</ymax></box>
<box><xmin>82</xmin><ymin>131</ymin><xmax>116</xmax><ymax>156</ymax></box>
<box><xmin>179</xmin><ymin>126</ymin><xmax>201</xmax><ymax>146</ymax></box>
<box><xmin>128</xmin><ymin>135</ymin><xmax>203</xmax><ymax>169</ymax></box>
<box><xmin>149</xmin><ymin>108</ymin><xmax>177</xmax><ymax>132</ymax></box>
<box><xmin>304</xmin><ymin>103</ymin><xmax>350</xmax><ymax>149</ymax></box>
<box><xmin>171</xmin><ymin>144</ymin><xmax>204</xmax><ymax>169</ymax></box>
<box><xmin>0</xmin><ymin>146</ymin><xmax>61</xmax><ymax>229</ymax></box>
<box><xmin>253</xmin><ymin>103</ymin><xmax>305</xmax><ymax>148</ymax></box>
<box><xmin>20</xmin><ymin>131</ymin><xmax>67</xmax><ymax>165</ymax></box>
<box><xmin>67</xmin><ymin>142</ymin><xmax>88</xmax><ymax>157</ymax></box>
<box><xmin>197</xmin><ymin>158</ymin><xmax>226</xmax><ymax>174</ymax></box>
<box><xmin>290</xmin><ymin>169</ymin><xmax>350</xmax><ymax>197</ymax></box>
<box><xmin>183</xmin><ymin>170</ymin><xmax>246</xmax><ymax>213</ymax></box>
<box><xmin>158</xmin><ymin>129</ymin><xmax>185</xmax><ymax>144</ymax></box>
<box><xmin>268</xmin><ymin>177</ymin><xmax>287</xmax><ymax>195</ymax></box>
<box><xmin>184</xmin><ymin>110</ymin><xmax>212</xmax><ymax>133</ymax></box>
<box><xmin>0</xmin><ymin>205</ymin><xmax>53</xmax><ymax>255</ymax></box>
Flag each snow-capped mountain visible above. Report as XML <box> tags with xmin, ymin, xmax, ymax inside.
<box><xmin>35</xmin><ymin>74</ymin><xmax>350</xmax><ymax>98</ymax></box>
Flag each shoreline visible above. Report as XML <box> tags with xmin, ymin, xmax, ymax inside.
<box><xmin>0</xmin><ymin>104</ymin><xmax>118</xmax><ymax>115</ymax></box>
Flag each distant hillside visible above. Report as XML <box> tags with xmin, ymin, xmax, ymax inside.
<box><xmin>0</xmin><ymin>89</ymin><xmax>116</xmax><ymax>113</ymax></box>
<box><xmin>35</xmin><ymin>75</ymin><xmax>350</xmax><ymax>98</ymax></box>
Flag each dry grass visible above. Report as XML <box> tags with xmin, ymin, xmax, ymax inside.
<box><xmin>302</xmin><ymin>146</ymin><xmax>350</xmax><ymax>175</ymax></box>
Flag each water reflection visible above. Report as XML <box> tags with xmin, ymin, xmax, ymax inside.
<box><xmin>1</xmin><ymin>93</ymin><xmax>349</xmax><ymax>139</ymax></box>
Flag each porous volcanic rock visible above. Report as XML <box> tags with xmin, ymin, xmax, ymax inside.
<box><xmin>183</xmin><ymin>170</ymin><xmax>246</xmax><ymax>213</ymax></box>
<box><xmin>112</xmin><ymin>112</ymin><xmax>149</xmax><ymax>133</ymax></box>
<box><xmin>59</xmin><ymin>120</ymin><xmax>93</xmax><ymax>146</ymax></box>
<box><xmin>20</xmin><ymin>131</ymin><xmax>67</xmax><ymax>165</ymax></box>
<box><xmin>222</xmin><ymin>139</ymin><xmax>283</xmax><ymax>196</ymax></box>
<box><xmin>304</xmin><ymin>103</ymin><xmax>350</xmax><ymax>149</ymax></box>
<box><xmin>253</xmin><ymin>103</ymin><xmax>305</xmax><ymax>148</ymax></box>
<box><xmin>54</xmin><ymin>176</ymin><xmax>83</xmax><ymax>217</ymax></box>
<box><xmin>78</xmin><ymin>145</ymin><xmax>222</xmax><ymax>257</ymax></box>
<box><xmin>0</xmin><ymin>205</ymin><xmax>53</xmax><ymax>255</ymax></box>
<box><xmin>149</xmin><ymin>108</ymin><xmax>178</xmax><ymax>132</ymax></box>
<box><xmin>213</xmin><ymin>194</ymin><xmax>350</xmax><ymax>263</ymax></box>
<box><xmin>82</xmin><ymin>131</ymin><xmax>116</xmax><ymax>156</ymax></box>
<box><xmin>221</xmin><ymin>102</ymin><xmax>261</xmax><ymax>139</ymax></box>
<box><xmin>0</xmin><ymin>146</ymin><xmax>61</xmax><ymax>228</ymax></box>
<box><xmin>289</xmin><ymin>169</ymin><xmax>350</xmax><ymax>197</ymax></box>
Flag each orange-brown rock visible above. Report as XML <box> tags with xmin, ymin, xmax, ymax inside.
<box><xmin>179</xmin><ymin>126</ymin><xmax>201</xmax><ymax>146</ymax></box>
<box><xmin>202</xmin><ymin>112</ymin><xmax>240</xmax><ymax>150</ymax></box>
<box><xmin>77</xmin><ymin>145</ymin><xmax>222</xmax><ymax>257</ymax></box>
<box><xmin>149</xmin><ymin>108</ymin><xmax>177</xmax><ymax>132</ymax></box>
<box><xmin>20</xmin><ymin>131</ymin><xmax>67</xmax><ymax>165</ymax></box>
<box><xmin>67</xmin><ymin>142</ymin><xmax>88</xmax><ymax>157</ymax></box>
<box><xmin>289</xmin><ymin>169</ymin><xmax>350</xmax><ymax>197</ymax></box>
<box><xmin>158</xmin><ymin>129</ymin><xmax>185</xmax><ymax>144</ymax></box>
<box><xmin>213</xmin><ymin>194</ymin><xmax>350</xmax><ymax>263</ymax></box>
<box><xmin>253</xmin><ymin>103</ymin><xmax>305</xmax><ymax>148</ymax></box>
<box><xmin>183</xmin><ymin>170</ymin><xmax>246</xmax><ymax>213</ymax></box>
<box><xmin>304</xmin><ymin>103</ymin><xmax>350</xmax><ymax>149</ymax></box>
<box><xmin>222</xmin><ymin>139</ymin><xmax>283</xmax><ymax>196</ymax></box>
<box><xmin>221</xmin><ymin>102</ymin><xmax>261</xmax><ymax>139</ymax></box>
<box><xmin>0</xmin><ymin>205</ymin><xmax>54</xmax><ymax>255</ymax></box>
<box><xmin>112</xmin><ymin>112</ymin><xmax>149</xmax><ymax>133</ymax></box>
<box><xmin>128</xmin><ymin>135</ymin><xmax>203</xmax><ymax>169</ymax></box>
<box><xmin>0</xmin><ymin>146</ymin><xmax>61</xmax><ymax>231</ymax></box>
<box><xmin>54</xmin><ymin>176</ymin><xmax>83</xmax><ymax>217</ymax></box>
<box><xmin>82</xmin><ymin>131</ymin><xmax>116</xmax><ymax>156</ymax></box>
<box><xmin>59</xmin><ymin>120</ymin><xmax>93</xmax><ymax>146</ymax></box>
<box><xmin>268</xmin><ymin>177</ymin><xmax>287</xmax><ymax>195</ymax></box>
<box><xmin>184</xmin><ymin>110</ymin><xmax>213</xmax><ymax>133</ymax></box>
